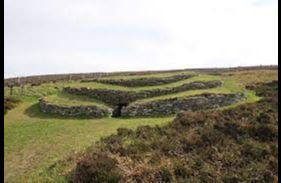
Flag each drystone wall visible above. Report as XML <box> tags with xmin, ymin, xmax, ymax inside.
<box><xmin>121</xmin><ymin>93</ymin><xmax>244</xmax><ymax>117</ymax></box>
<box><xmin>39</xmin><ymin>98</ymin><xmax>111</xmax><ymax>118</ymax></box>
<box><xmin>64</xmin><ymin>80</ymin><xmax>222</xmax><ymax>105</ymax></box>
<box><xmin>136</xmin><ymin>80</ymin><xmax>222</xmax><ymax>99</ymax></box>
<box><xmin>63</xmin><ymin>87</ymin><xmax>138</xmax><ymax>105</ymax></box>
<box><xmin>82</xmin><ymin>74</ymin><xmax>196</xmax><ymax>87</ymax></box>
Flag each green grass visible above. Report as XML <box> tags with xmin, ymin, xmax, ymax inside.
<box><xmin>4</xmin><ymin>81</ymin><xmax>74</xmax><ymax>98</ymax></box>
<box><xmin>4</xmin><ymin>97</ymin><xmax>172</xmax><ymax>182</ymax></box>
<box><xmin>43</xmin><ymin>92</ymin><xmax>110</xmax><ymax>109</ymax></box>
<box><xmin>66</xmin><ymin>80</ymin><xmax>130</xmax><ymax>91</ymax></box>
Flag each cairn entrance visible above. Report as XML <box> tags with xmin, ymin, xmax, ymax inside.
<box><xmin>112</xmin><ymin>103</ymin><xmax>128</xmax><ymax>117</ymax></box>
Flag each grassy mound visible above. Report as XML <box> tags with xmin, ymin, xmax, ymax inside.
<box><xmin>70</xmin><ymin>81</ymin><xmax>278</xmax><ymax>182</ymax></box>
<box><xmin>36</xmin><ymin>72</ymin><xmax>259</xmax><ymax>118</ymax></box>
<box><xmin>63</xmin><ymin>80</ymin><xmax>223</xmax><ymax>106</ymax></box>
<box><xmin>63</xmin><ymin>74</ymin><xmax>259</xmax><ymax>107</ymax></box>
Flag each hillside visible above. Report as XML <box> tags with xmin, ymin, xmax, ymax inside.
<box><xmin>4</xmin><ymin>67</ymin><xmax>278</xmax><ymax>182</ymax></box>
<box><xmin>71</xmin><ymin>81</ymin><xmax>278</xmax><ymax>182</ymax></box>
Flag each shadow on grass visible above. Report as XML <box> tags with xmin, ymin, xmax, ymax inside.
<box><xmin>24</xmin><ymin>103</ymin><xmax>107</xmax><ymax>120</ymax></box>
<box><xmin>24</xmin><ymin>103</ymin><xmax>63</xmax><ymax>119</ymax></box>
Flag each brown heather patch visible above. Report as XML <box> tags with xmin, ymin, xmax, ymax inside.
<box><xmin>69</xmin><ymin>80</ymin><xmax>278</xmax><ymax>182</ymax></box>
<box><xmin>221</xmin><ymin>69</ymin><xmax>278</xmax><ymax>85</ymax></box>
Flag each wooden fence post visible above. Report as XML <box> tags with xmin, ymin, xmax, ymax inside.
<box><xmin>20</xmin><ymin>84</ymin><xmax>24</xmax><ymax>95</ymax></box>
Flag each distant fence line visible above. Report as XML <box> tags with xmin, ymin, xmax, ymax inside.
<box><xmin>4</xmin><ymin>65</ymin><xmax>278</xmax><ymax>87</ymax></box>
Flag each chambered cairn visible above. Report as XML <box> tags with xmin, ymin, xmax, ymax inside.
<box><xmin>39</xmin><ymin>72</ymin><xmax>245</xmax><ymax>118</ymax></box>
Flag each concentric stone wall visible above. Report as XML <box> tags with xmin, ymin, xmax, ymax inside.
<box><xmin>64</xmin><ymin>80</ymin><xmax>222</xmax><ymax>105</ymax></box>
<box><xmin>39</xmin><ymin>98</ymin><xmax>111</xmax><ymax>118</ymax></box>
<box><xmin>82</xmin><ymin>74</ymin><xmax>195</xmax><ymax>87</ymax></box>
<box><xmin>121</xmin><ymin>93</ymin><xmax>244</xmax><ymax>117</ymax></box>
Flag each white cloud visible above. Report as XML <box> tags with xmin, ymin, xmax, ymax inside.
<box><xmin>4</xmin><ymin>0</ymin><xmax>278</xmax><ymax>78</ymax></box>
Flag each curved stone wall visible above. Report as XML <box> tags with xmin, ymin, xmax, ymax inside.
<box><xmin>64</xmin><ymin>80</ymin><xmax>222</xmax><ymax>105</ymax></box>
<box><xmin>121</xmin><ymin>93</ymin><xmax>244</xmax><ymax>117</ymax></box>
<box><xmin>137</xmin><ymin>80</ymin><xmax>222</xmax><ymax>99</ymax></box>
<box><xmin>82</xmin><ymin>74</ymin><xmax>196</xmax><ymax>87</ymax></box>
<box><xmin>39</xmin><ymin>98</ymin><xmax>112</xmax><ymax>118</ymax></box>
<box><xmin>39</xmin><ymin>92</ymin><xmax>244</xmax><ymax>118</ymax></box>
<box><xmin>63</xmin><ymin>87</ymin><xmax>138</xmax><ymax>105</ymax></box>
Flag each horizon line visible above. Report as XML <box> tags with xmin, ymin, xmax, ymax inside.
<box><xmin>4</xmin><ymin>64</ymin><xmax>278</xmax><ymax>80</ymax></box>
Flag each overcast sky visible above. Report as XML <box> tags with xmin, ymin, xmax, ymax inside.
<box><xmin>4</xmin><ymin>0</ymin><xmax>278</xmax><ymax>78</ymax></box>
